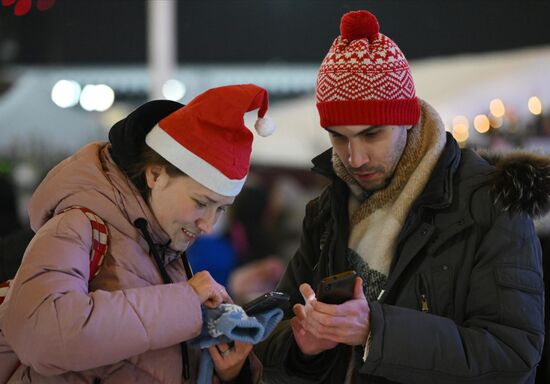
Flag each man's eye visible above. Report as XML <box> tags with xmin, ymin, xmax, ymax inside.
<box><xmin>217</xmin><ymin>206</ymin><xmax>228</xmax><ymax>213</ymax></box>
<box><xmin>363</xmin><ymin>130</ymin><xmax>379</xmax><ymax>137</ymax></box>
<box><xmin>330</xmin><ymin>132</ymin><xmax>345</xmax><ymax>140</ymax></box>
<box><xmin>195</xmin><ymin>200</ymin><xmax>207</xmax><ymax>208</ymax></box>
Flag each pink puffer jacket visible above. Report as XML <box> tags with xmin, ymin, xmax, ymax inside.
<box><xmin>0</xmin><ymin>143</ymin><xmax>261</xmax><ymax>383</ymax></box>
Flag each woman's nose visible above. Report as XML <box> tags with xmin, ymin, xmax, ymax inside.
<box><xmin>196</xmin><ymin>211</ymin><xmax>216</xmax><ymax>235</ymax></box>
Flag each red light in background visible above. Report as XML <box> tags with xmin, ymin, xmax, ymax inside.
<box><xmin>2</xmin><ymin>0</ymin><xmax>55</xmax><ymax>16</ymax></box>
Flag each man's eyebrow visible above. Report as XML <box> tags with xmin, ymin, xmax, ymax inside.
<box><xmin>325</xmin><ymin>125</ymin><xmax>383</xmax><ymax>136</ymax></box>
<box><xmin>324</xmin><ymin>127</ymin><xmax>340</xmax><ymax>135</ymax></box>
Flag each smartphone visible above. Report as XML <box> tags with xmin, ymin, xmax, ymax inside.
<box><xmin>242</xmin><ymin>291</ymin><xmax>290</xmax><ymax>316</ymax></box>
<box><xmin>316</xmin><ymin>270</ymin><xmax>357</xmax><ymax>304</ymax></box>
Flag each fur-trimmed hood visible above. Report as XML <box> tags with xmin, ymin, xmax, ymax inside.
<box><xmin>482</xmin><ymin>151</ymin><xmax>550</xmax><ymax>218</ymax></box>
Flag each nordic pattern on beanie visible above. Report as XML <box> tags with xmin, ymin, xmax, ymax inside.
<box><xmin>108</xmin><ymin>100</ymin><xmax>183</xmax><ymax>177</ymax></box>
<box><xmin>316</xmin><ymin>10</ymin><xmax>420</xmax><ymax>127</ymax></box>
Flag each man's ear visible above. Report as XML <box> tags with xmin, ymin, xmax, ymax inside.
<box><xmin>145</xmin><ymin>165</ymin><xmax>165</xmax><ymax>189</ymax></box>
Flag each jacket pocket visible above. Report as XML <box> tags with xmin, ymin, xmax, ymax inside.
<box><xmin>493</xmin><ymin>264</ymin><xmax>544</xmax><ymax>333</ymax></box>
<box><xmin>415</xmin><ymin>263</ymin><xmax>455</xmax><ymax>316</ymax></box>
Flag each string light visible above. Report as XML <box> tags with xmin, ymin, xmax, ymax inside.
<box><xmin>489</xmin><ymin>99</ymin><xmax>505</xmax><ymax>118</ymax></box>
<box><xmin>474</xmin><ymin>114</ymin><xmax>490</xmax><ymax>133</ymax></box>
<box><xmin>528</xmin><ymin>96</ymin><xmax>542</xmax><ymax>115</ymax></box>
<box><xmin>452</xmin><ymin>115</ymin><xmax>469</xmax><ymax>142</ymax></box>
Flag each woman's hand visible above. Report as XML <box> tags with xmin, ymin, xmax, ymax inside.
<box><xmin>187</xmin><ymin>271</ymin><xmax>231</xmax><ymax>308</ymax></box>
<box><xmin>209</xmin><ymin>341</ymin><xmax>253</xmax><ymax>382</ymax></box>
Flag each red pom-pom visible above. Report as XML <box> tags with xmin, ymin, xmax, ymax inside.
<box><xmin>340</xmin><ymin>10</ymin><xmax>380</xmax><ymax>42</ymax></box>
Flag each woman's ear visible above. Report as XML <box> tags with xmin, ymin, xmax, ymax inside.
<box><xmin>145</xmin><ymin>165</ymin><xmax>165</xmax><ymax>189</ymax></box>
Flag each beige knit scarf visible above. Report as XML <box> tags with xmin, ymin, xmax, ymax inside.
<box><xmin>333</xmin><ymin>100</ymin><xmax>447</xmax><ymax>277</ymax></box>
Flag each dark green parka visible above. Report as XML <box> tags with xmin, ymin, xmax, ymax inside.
<box><xmin>256</xmin><ymin>134</ymin><xmax>547</xmax><ymax>384</ymax></box>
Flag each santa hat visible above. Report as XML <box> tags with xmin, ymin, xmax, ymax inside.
<box><xmin>316</xmin><ymin>10</ymin><xmax>420</xmax><ymax>127</ymax></box>
<box><xmin>145</xmin><ymin>84</ymin><xmax>275</xmax><ymax>196</ymax></box>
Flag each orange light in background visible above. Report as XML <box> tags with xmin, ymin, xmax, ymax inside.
<box><xmin>489</xmin><ymin>115</ymin><xmax>503</xmax><ymax>128</ymax></box>
<box><xmin>473</xmin><ymin>114</ymin><xmax>490</xmax><ymax>133</ymax></box>
<box><xmin>452</xmin><ymin>115</ymin><xmax>469</xmax><ymax>143</ymax></box>
<box><xmin>489</xmin><ymin>99</ymin><xmax>506</xmax><ymax>118</ymax></box>
<box><xmin>528</xmin><ymin>96</ymin><xmax>542</xmax><ymax>115</ymax></box>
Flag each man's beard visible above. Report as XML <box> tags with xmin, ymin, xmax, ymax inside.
<box><xmin>348</xmin><ymin>165</ymin><xmax>389</xmax><ymax>193</ymax></box>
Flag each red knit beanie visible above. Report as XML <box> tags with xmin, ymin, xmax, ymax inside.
<box><xmin>145</xmin><ymin>84</ymin><xmax>275</xmax><ymax>196</ymax></box>
<box><xmin>316</xmin><ymin>10</ymin><xmax>420</xmax><ymax>128</ymax></box>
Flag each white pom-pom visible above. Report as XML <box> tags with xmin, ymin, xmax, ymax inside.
<box><xmin>254</xmin><ymin>117</ymin><xmax>276</xmax><ymax>137</ymax></box>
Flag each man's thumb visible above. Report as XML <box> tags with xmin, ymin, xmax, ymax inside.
<box><xmin>353</xmin><ymin>277</ymin><xmax>365</xmax><ymax>299</ymax></box>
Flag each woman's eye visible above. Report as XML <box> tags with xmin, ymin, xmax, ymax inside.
<box><xmin>217</xmin><ymin>206</ymin><xmax>228</xmax><ymax>213</ymax></box>
<box><xmin>195</xmin><ymin>200</ymin><xmax>207</xmax><ymax>208</ymax></box>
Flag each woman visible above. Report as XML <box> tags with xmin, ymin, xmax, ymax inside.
<box><xmin>0</xmin><ymin>84</ymin><xmax>275</xmax><ymax>383</ymax></box>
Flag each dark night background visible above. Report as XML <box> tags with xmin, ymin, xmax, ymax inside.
<box><xmin>1</xmin><ymin>0</ymin><xmax>550</xmax><ymax>66</ymax></box>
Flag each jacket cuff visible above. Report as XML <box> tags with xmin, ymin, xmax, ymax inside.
<box><xmin>362</xmin><ymin>301</ymin><xmax>385</xmax><ymax>368</ymax></box>
<box><xmin>286</xmin><ymin>337</ymin><xmax>339</xmax><ymax>378</ymax></box>
<box><xmin>222</xmin><ymin>358</ymin><xmax>251</xmax><ymax>384</ymax></box>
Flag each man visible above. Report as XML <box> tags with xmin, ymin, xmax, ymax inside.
<box><xmin>256</xmin><ymin>9</ymin><xmax>548</xmax><ymax>383</ymax></box>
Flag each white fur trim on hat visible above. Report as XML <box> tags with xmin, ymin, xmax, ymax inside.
<box><xmin>145</xmin><ymin>125</ymin><xmax>247</xmax><ymax>196</ymax></box>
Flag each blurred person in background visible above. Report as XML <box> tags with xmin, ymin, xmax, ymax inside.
<box><xmin>187</xmin><ymin>180</ymin><xmax>286</xmax><ymax>304</ymax></box>
<box><xmin>256</xmin><ymin>10</ymin><xmax>547</xmax><ymax>383</ymax></box>
<box><xmin>0</xmin><ymin>84</ymin><xmax>276</xmax><ymax>383</ymax></box>
<box><xmin>226</xmin><ymin>176</ymin><xmax>320</xmax><ymax>305</ymax></box>
<box><xmin>227</xmin><ymin>181</ymin><xmax>285</xmax><ymax>305</ymax></box>
<box><xmin>186</xmin><ymin>211</ymin><xmax>237</xmax><ymax>289</ymax></box>
<box><xmin>0</xmin><ymin>172</ymin><xmax>22</xmax><ymax>237</ymax></box>
<box><xmin>0</xmin><ymin>172</ymin><xmax>34</xmax><ymax>282</ymax></box>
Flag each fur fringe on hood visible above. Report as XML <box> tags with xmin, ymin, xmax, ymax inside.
<box><xmin>481</xmin><ymin>151</ymin><xmax>550</xmax><ymax>218</ymax></box>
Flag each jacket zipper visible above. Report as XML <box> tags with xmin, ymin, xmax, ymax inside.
<box><xmin>418</xmin><ymin>274</ymin><xmax>430</xmax><ymax>313</ymax></box>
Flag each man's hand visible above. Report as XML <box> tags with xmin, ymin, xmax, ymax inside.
<box><xmin>293</xmin><ymin>277</ymin><xmax>371</xmax><ymax>351</ymax></box>
<box><xmin>291</xmin><ymin>282</ymin><xmax>338</xmax><ymax>356</ymax></box>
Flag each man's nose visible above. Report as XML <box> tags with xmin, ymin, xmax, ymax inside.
<box><xmin>348</xmin><ymin>140</ymin><xmax>370</xmax><ymax>168</ymax></box>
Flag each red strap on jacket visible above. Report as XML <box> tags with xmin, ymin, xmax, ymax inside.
<box><xmin>60</xmin><ymin>206</ymin><xmax>109</xmax><ymax>280</ymax></box>
<box><xmin>0</xmin><ymin>206</ymin><xmax>109</xmax><ymax>303</ymax></box>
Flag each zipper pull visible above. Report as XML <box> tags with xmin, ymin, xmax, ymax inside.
<box><xmin>420</xmin><ymin>293</ymin><xmax>429</xmax><ymax>312</ymax></box>
<box><xmin>418</xmin><ymin>275</ymin><xmax>430</xmax><ymax>313</ymax></box>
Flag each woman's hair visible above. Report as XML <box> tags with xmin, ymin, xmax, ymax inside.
<box><xmin>125</xmin><ymin>144</ymin><xmax>186</xmax><ymax>201</ymax></box>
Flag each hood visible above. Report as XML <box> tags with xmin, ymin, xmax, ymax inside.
<box><xmin>478</xmin><ymin>151</ymin><xmax>550</xmax><ymax>219</ymax></box>
<box><xmin>28</xmin><ymin>142</ymin><xmax>170</xmax><ymax>246</ymax></box>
